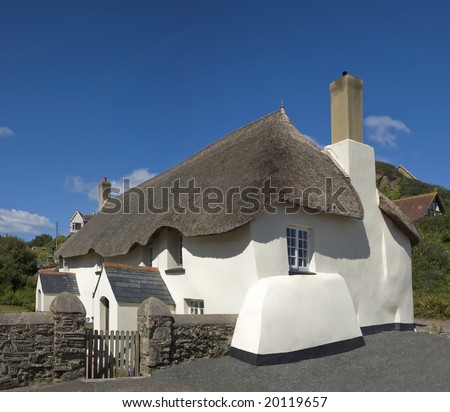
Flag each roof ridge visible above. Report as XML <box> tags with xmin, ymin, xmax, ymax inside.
<box><xmin>38</xmin><ymin>270</ymin><xmax>76</xmax><ymax>275</ymax></box>
<box><xmin>393</xmin><ymin>192</ymin><xmax>438</xmax><ymax>202</ymax></box>
<box><xmin>103</xmin><ymin>262</ymin><xmax>159</xmax><ymax>272</ymax></box>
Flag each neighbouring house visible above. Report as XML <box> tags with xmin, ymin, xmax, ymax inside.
<box><xmin>70</xmin><ymin>211</ymin><xmax>95</xmax><ymax>234</ymax></box>
<box><xmin>397</xmin><ymin>164</ymin><xmax>417</xmax><ymax>180</ymax></box>
<box><xmin>36</xmin><ymin>269</ymin><xmax>80</xmax><ymax>312</ymax></box>
<box><xmin>42</xmin><ymin>72</ymin><xmax>419</xmax><ymax>365</ymax></box>
<box><xmin>393</xmin><ymin>192</ymin><xmax>445</xmax><ymax>221</ymax></box>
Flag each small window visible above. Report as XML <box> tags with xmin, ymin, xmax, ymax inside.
<box><xmin>63</xmin><ymin>258</ymin><xmax>70</xmax><ymax>271</ymax></box>
<box><xmin>428</xmin><ymin>200</ymin><xmax>442</xmax><ymax>217</ymax></box>
<box><xmin>186</xmin><ymin>299</ymin><xmax>204</xmax><ymax>314</ymax></box>
<box><xmin>286</xmin><ymin>227</ymin><xmax>310</xmax><ymax>271</ymax></box>
<box><xmin>72</xmin><ymin>222</ymin><xmax>82</xmax><ymax>231</ymax></box>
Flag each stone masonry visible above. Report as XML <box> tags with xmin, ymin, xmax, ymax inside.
<box><xmin>0</xmin><ymin>312</ymin><xmax>54</xmax><ymax>390</ymax></box>
<box><xmin>0</xmin><ymin>292</ymin><xmax>86</xmax><ymax>390</ymax></box>
<box><xmin>138</xmin><ymin>297</ymin><xmax>236</xmax><ymax>374</ymax></box>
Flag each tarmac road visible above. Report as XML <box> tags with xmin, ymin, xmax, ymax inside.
<box><xmin>8</xmin><ymin>330</ymin><xmax>450</xmax><ymax>392</ymax></box>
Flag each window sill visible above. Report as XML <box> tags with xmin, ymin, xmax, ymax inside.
<box><xmin>165</xmin><ymin>267</ymin><xmax>186</xmax><ymax>275</ymax></box>
<box><xmin>289</xmin><ymin>269</ymin><xmax>316</xmax><ymax>276</ymax></box>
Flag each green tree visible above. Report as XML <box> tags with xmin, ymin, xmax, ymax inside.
<box><xmin>45</xmin><ymin>235</ymin><xmax>67</xmax><ymax>254</ymax></box>
<box><xmin>0</xmin><ymin>236</ymin><xmax>37</xmax><ymax>311</ymax></box>
<box><xmin>28</xmin><ymin>234</ymin><xmax>53</xmax><ymax>248</ymax></box>
<box><xmin>0</xmin><ymin>236</ymin><xmax>37</xmax><ymax>287</ymax></box>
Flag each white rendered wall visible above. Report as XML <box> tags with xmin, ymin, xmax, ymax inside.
<box><xmin>105</xmin><ymin>245</ymin><xmax>147</xmax><ymax>266</ymax></box>
<box><xmin>35</xmin><ymin>277</ymin><xmax>43</xmax><ymax>311</ymax></box>
<box><xmin>35</xmin><ymin>277</ymin><xmax>57</xmax><ymax>311</ymax></box>
<box><xmin>67</xmin><ymin>253</ymin><xmax>99</xmax><ymax>321</ymax></box>
<box><xmin>231</xmin><ymin>274</ymin><xmax>362</xmax><ymax>355</ymax></box>
<box><xmin>323</xmin><ymin>139</ymin><xmax>414</xmax><ymax>326</ymax></box>
<box><xmin>160</xmin><ymin>224</ymin><xmax>258</xmax><ymax>314</ymax></box>
<box><xmin>117</xmin><ymin>303</ymin><xmax>139</xmax><ymax>331</ymax></box>
<box><xmin>92</xmin><ymin>268</ymin><xmax>119</xmax><ymax>331</ymax></box>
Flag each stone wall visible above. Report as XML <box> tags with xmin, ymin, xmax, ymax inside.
<box><xmin>138</xmin><ymin>297</ymin><xmax>236</xmax><ymax>375</ymax></box>
<box><xmin>0</xmin><ymin>292</ymin><xmax>86</xmax><ymax>390</ymax></box>
<box><xmin>0</xmin><ymin>313</ymin><xmax>54</xmax><ymax>389</ymax></box>
<box><xmin>172</xmin><ymin>315</ymin><xmax>236</xmax><ymax>364</ymax></box>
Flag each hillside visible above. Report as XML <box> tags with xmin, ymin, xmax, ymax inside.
<box><xmin>376</xmin><ymin>161</ymin><xmax>450</xmax><ymax>208</ymax></box>
<box><xmin>375</xmin><ymin>161</ymin><xmax>450</xmax><ymax>318</ymax></box>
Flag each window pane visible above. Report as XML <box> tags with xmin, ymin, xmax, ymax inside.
<box><xmin>287</xmin><ymin>227</ymin><xmax>310</xmax><ymax>270</ymax></box>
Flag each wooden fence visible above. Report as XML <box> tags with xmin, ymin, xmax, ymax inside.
<box><xmin>85</xmin><ymin>330</ymin><xmax>140</xmax><ymax>379</ymax></box>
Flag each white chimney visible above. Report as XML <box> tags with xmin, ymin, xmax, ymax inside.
<box><xmin>325</xmin><ymin>72</ymin><xmax>377</xmax><ymax>216</ymax></box>
<box><xmin>329</xmin><ymin>71</ymin><xmax>363</xmax><ymax>144</ymax></box>
<box><xmin>98</xmin><ymin>177</ymin><xmax>111</xmax><ymax>211</ymax></box>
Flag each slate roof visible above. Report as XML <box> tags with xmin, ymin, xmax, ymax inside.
<box><xmin>103</xmin><ymin>263</ymin><xmax>175</xmax><ymax>305</ymax></box>
<box><xmin>38</xmin><ymin>270</ymin><xmax>80</xmax><ymax>295</ymax></box>
<box><xmin>393</xmin><ymin>192</ymin><xmax>444</xmax><ymax>222</ymax></box>
<box><xmin>57</xmin><ymin>108</ymin><xmax>365</xmax><ymax>258</ymax></box>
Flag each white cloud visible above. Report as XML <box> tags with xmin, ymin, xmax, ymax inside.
<box><xmin>0</xmin><ymin>209</ymin><xmax>54</xmax><ymax>235</ymax></box>
<box><xmin>0</xmin><ymin>126</ymin><xmax>14</xmax><ymax>139</ymax></box>
<box><xmin>65</xmin><ymin>168</ymin><xmax>158</xmax><ymax>203</ymax></box>
<box><xmin>64</xmin><ymin>175</ymin><xmax>89</xmax><ymax>194</ymax></box>
<box><xmin>364</xmin><ymin>115</ymin><xmax>411</xmax><ymax>147</ymax></box>
<box><xmin>111</xmin><ymin>168</ymin><xmax>157</xmax><ymax>194</ymax></box>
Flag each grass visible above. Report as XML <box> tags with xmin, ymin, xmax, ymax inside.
<box><xmin>0</xmin><ymin>304</ymin><xmax>31</xmax><ymax>313</ymax></box>
<box><xmin>444</xmin><ymin>243</ymin><xmax>450</xmax><ymax>254</ymax></box>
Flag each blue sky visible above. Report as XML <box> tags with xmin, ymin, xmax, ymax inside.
<box><xmin>1</xmin><ymin>0</ymin><xmax>449</xmax><ymax>240</ymax></box>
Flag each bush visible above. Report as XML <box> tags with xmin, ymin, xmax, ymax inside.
<box><xmin>412</xmin><ymin>238</ymin><xmax>450</xmax><ymax>318</ymax></box>
<box><xmin>0</xmin><ymin>284</ymin><xmax>36</xmax><ymax>311</ymax></box>
<box><xmin>413</xmin><ymin>293</ymin><xmax>450</xmax><ymax>318</ymax></box>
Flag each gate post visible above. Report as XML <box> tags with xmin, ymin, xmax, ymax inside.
<box><xmin>137</xmin><ymin>297</ymin><xmax>173</xmax><ymax>375</ymax></box>
<box><xmin>50</xmin><ymin>292</ymin><xmax>86</xmax><ymax>381</ymax></box>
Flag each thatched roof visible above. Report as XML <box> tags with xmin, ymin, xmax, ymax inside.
<box><xmin>58</xmin><ymin>109</ymin><xmax>365</xmax><ymax>259</ymax></box>
<box><xmin>378</xmin><ymin>192</ymin><xmax>420</xmax><ymax>246</ymax></box>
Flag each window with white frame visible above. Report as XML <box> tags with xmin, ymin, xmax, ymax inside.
<box><xmin>186</xmin><ymin>299</ymin><xmax>204</xmax><ymax>314</ymax></box>
<box><xmin>286</xmin><ymin>227</ymin><xmax>310</xmax><ymax>271</ymax></box>
<box><xmin>72</xmin><ymin>222</ymin><xmax>82</xmax><ymax>231</ymax></box>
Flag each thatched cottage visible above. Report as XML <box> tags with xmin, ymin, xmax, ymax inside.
<box><xmin>39</xmin><ymin>72</ymin><xmax>419</xmax><ymax>364</ymax></box>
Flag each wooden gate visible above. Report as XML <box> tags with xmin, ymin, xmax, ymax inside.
<box><xmin>85</xmin><ymin>329</ymin><xmax>140</xmax><ymax>379</ymax></box>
